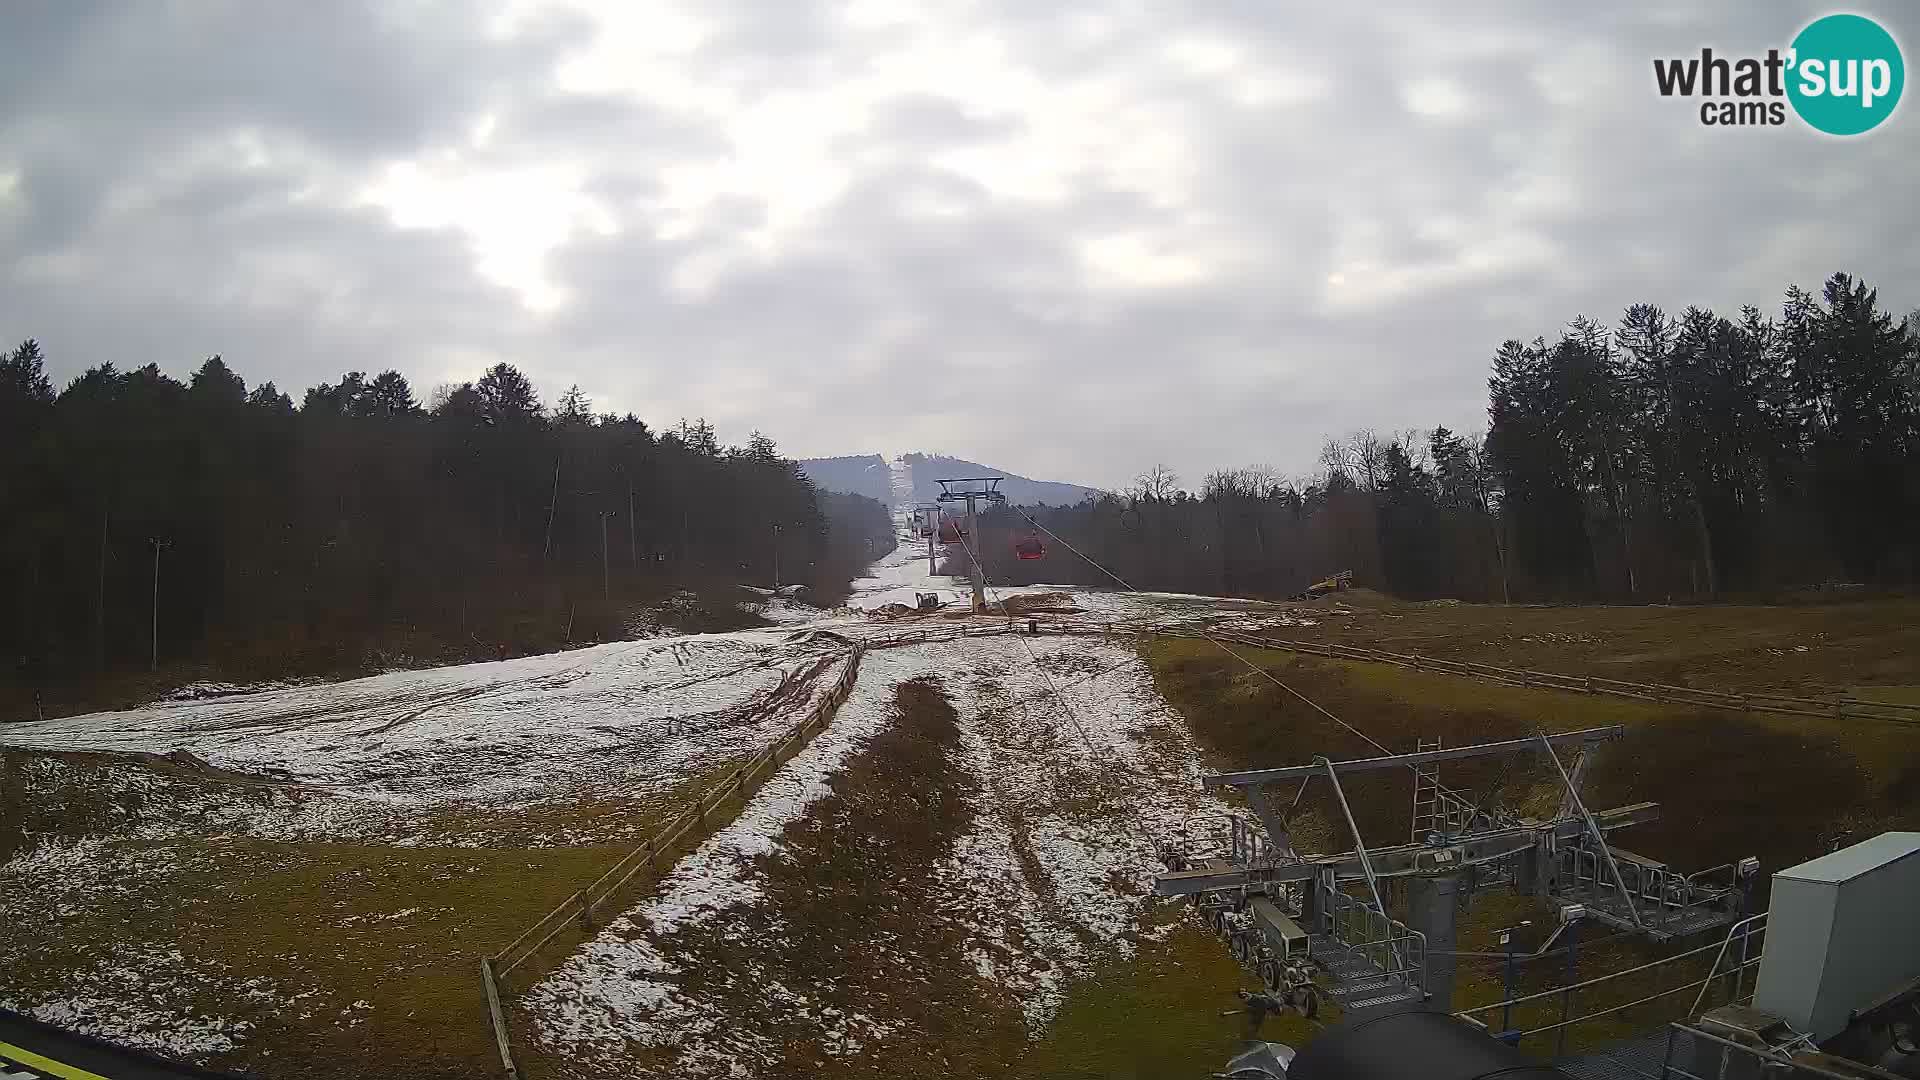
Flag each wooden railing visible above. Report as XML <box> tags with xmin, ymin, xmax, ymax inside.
<box><xmin>480</xmin><ymin>645</ymin><xmax>866</xmax><ymax>1076</ymax></box>
<box><xmin>1187</xmin><ymin>629</ymin><xmax>1920</xmax><ymax>728</ymax></box>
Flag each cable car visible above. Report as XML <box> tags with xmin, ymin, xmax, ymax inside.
<box><xmin>938</xmin><ymin>519</ymin><xmax>965</xmax><ymax>544</ymax></box>
<box><xmin>1014</xmin><ymin>531</ymin><xmax>1046</xmax><ymax>560</ymax></box>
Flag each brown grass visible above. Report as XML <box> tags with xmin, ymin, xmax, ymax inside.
<box><xmin>517</xmin><ymin>675</ymin><xmax>1031</xmax><ymax>1080</ymax></box>
<box><xmin>1141</xmin><ymin>621</ymin><xmax>1920</xmax><ymax>1058</ymax></box>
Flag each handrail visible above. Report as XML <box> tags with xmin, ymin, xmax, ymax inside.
<box><xmin>1691</xmin><ymin>912</ymin><xmax>1768</xmax><ymax>1016</ymax></box>
<box><xmin>1457</xmin><ymin>934</ymin><xmax>1731</xmax><ymax>1016</ymax></box>
<box><xmin>1318</xmin><ymin>756</ymin><xmax>1406</xmax><ymax>979</ymax></box>
<box><xmin>1516</xmin><ymin>960</ymin><xmax>1761</xmax><ymax>1037</ymax></box>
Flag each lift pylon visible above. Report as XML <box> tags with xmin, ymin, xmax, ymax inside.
<box><xmin>1157</xmin><ymin>726</ymin><xmax>1759</xmax><ymax>1018</ymax></box>
<box><xmin>934</xmin><ymin>478</ymin><xmax>1005</xmax><ymax>612</ymax></box>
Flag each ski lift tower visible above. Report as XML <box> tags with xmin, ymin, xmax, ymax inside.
<box><xmin>915</xmin><ymin>502</ymin><xmax>943</xmax><ymax>576</ymax></box>
<box><xmin>1156</xmin><ymin>727</ymin><xmax>1761</xmax><ymax>1018</ymax></box>
<box><xmin>935</xmin><ymin>477</ymin><xmax>1005</xmax><ymax>613</ymax></box>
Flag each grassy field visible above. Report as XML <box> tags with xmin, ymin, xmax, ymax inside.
<box><xmin>0</xmin><ymin>752</ymin><xmax>744</xmax><ymax>1080</ymax></box>
<box><xmin>1286</xmin><ymin>588</ymin><xmax>1920</xmax><ymax>692</ymax></box>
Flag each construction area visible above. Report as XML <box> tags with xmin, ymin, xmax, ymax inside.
<box><xmin>3</xmin><ymin>461</ymin><xmax>1920</xmax><ymax>1080</ymax></box>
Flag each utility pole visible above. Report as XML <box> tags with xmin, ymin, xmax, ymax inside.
<box><xmin>543</xmin><ymin>456</ymin><xmax>560</xmax><ymax>562</ymax></box>
<box><xmin>771</xmin><ymin>523</ymin><xmax>783</xmax><ymax>588</ymax></box>
<box><xmin>599</xmin><ymin>510</ymin><xmax>612</xmax><ymax>603</ymax></box>
<box><xmin>96</xmin><ymin>508</ymin><xmax>109</xmax><ymax>670</ymax></box>
<box><xmin>147</xmin><ymin>537</ymin><xmax>168</xmax><ymax>672</ymax></box>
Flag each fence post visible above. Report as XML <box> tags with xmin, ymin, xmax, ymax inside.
<box><xmin>481</xmin><ymin>958</ymin><xmax>520</xmax><ymax>1080</ymax></box>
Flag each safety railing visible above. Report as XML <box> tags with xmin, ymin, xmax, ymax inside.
<box><xmin>1455</xmin><ymin>921</ymin><xmax>1764</xmax><ymax>1053</ymax></box>
<box><xmin>1556</xmin><ymin>842</ymin><xmax>1744</xmax><ymax>933</ymax></box>
<box><xmin>1322</xmin><ymin>886</ymin><xmax>1427</xmax><ymax>992</ymax></box>
<box><xmin>1689</xmin><ymin>912</ymin><xmax>1767</xmax><ymax>1016</ymax></box>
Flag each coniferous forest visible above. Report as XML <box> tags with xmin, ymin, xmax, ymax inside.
<box><xmin>4</xmin><ymin>271</ymin><xmax>1915</xmax><ymax>713</ymax></box>
<box><xmin>0</xmin><ymin>354</ymin><xmax>892</xmax><ymax>714</ymax></box>
<box><xmin>972</xmin><ymin>273</ymin><xmax>1919</xmax><ymax>603</ymax></box>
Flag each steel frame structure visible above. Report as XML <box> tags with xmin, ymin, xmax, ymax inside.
<box><xmin>1157</xmin><ymin>726</ymin><xmax>1758</xmax><ymax>1019</ymax></box>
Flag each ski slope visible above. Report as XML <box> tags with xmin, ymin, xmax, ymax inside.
<box><xmin>0</xmin><ymin>459</ymin><xmax>1317</xmax><ymax>1076</ymax></box>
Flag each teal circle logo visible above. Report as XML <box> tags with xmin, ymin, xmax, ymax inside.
<box><xmin>1787</xmin><ymin>14</ymin><xmax>1904</xmax><ymax>135</ymax></box>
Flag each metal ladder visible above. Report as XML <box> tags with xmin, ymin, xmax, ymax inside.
<box><xmin>1410</xmin><ymin>737</ymin><xmax>1442</xmax><ymax>842</ymax></box>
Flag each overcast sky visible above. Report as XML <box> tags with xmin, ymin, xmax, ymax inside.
<box><xmin>3</xmin><ymin>2</ymin><xmax>1915</xmax><ymax>490</ymax></box>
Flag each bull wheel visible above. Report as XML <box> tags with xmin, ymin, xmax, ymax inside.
<box><xmin>1259</xmin><ymin>958</ymin><xmax>1281</xmax><ymax>990</ymax></box>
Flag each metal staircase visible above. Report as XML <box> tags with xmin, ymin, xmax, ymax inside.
<box><xmin>1311</xmin><ymin>879</ymin><xmax>1427</xmax><ymax>1013</ymax></box>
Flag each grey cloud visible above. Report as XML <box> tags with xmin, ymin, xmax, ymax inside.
<box><xmin>3</xmin><ymin>0</ymin><xmax>1917</xmax><ymax>490</ymax></box>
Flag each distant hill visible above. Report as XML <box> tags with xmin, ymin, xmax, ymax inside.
<box><xmin>903</xmin><ymin>453</ymin><xmax>1101</xmax><ymax>507</ymax></box>
<box><xmin>797</xmin><ymin>452</ymin><xmax>1103</xmax><ymax>507</ymax></box>
<box><xmin>795</xmin><ymin>454</ymin><xmax>892</xmax><ymax>502</ymax></box>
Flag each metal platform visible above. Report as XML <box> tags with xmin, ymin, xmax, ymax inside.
<box><xmin>1557</xmin><ymin>881</ymin><xmax>1745</xmax><ymax>939</ymax></box>
<box><xmin>1310</xmin><ymin>933</ymin><xmax>1423</xmax><ymax>1013</ymax></box>
<box><xmin>1555</xmin><ymin>1030</ymin><xmax>1675</xmax><ymax>1080</ymax></box>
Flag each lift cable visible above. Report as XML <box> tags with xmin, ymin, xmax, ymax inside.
<box><xmin>1006</xmin><ymin>504</ymin><xmax>1492</xmax><ymax>823</ymax></box>
<box><xmin>951</xmin><ymin>527</ymin><xmax>1179</xmax><ymax>852</ymax></box>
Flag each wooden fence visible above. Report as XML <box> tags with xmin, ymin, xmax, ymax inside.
<box><xmin>1188</xmin><ymin>629</ymin><xmax>1920</xmax><ymax>728</ymax></box>
<box><xmin>480</xmin><ymin>645</ymin><xmax>867</xmax><ymax>1078</ymax></box>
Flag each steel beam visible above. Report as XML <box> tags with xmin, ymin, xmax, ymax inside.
<box><xmin>1205</xmin><ymin>726</ymin><xmax>1625</xmax><ymax>790</ymax></box>
<box><xmin>1151</xmin><ymin>802</ymin><xmax>1658</xmax><ymax>897</ymax></box>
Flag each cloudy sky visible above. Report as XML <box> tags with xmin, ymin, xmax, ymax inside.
<box><xmin>3</xmin><ymin>2</ymin><xmax>1915</xmax><ymax>490</ymax></box>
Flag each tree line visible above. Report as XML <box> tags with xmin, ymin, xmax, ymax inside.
<box><xmin>967</xmin><ymin>273</ymin><xmax>1918</xmax><ymax>603</ymax></box>
<box><xmin>0</xmin><ymin>350</ymin><xmax>891</xmax><ymax>711</ymax></box>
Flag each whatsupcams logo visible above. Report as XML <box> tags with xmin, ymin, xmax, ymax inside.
<box><xmin>1653</xmin><ymin>12</ymin><xmax>1904</xmax><ymax>134</ymax></box>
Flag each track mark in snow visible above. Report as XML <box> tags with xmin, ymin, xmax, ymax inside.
<box><xmin>523</xmin><ymin>635</ymin><xmax>1230</xmax><ymax>1076</ymax></box>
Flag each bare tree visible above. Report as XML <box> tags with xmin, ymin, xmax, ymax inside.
<box><xmin>1346</xmin><ymin>430</ymin><xmax>1389</xmax><ymax>492</ymax></box>
<box><xmin>1131</xmin><ymin>463</ymin><xmax>1180</xmax><ymax>501</ymax></box>
<box><xmin>1317</xmin><ymin>438</ymin><xmax>1350</xmax><ymax>488</ymax></box>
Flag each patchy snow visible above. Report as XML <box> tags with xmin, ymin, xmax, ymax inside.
<box><xmin>736</xmin><ymin>598</ymin><xmax>826</xmax><ymax>626</ymax></box>
<box><xmin>523</xmin><ymin>632</ymin><xmax>1232</xmax><ymax>1075</ymax></box>
<box><xmin>162</xmin><ymin>679</ymin><xmax>314</xmax><ymax>701</ymax></box>
<box><xmin>0</xmin><ymin>633</ymin><xmax>860</xmax><ymax>846</ymax></box>
<box><xmin>1</xmin><ymin>464</ymin><xmax>1289</xmax><ymax>1076</ymax></box>
<box><xmin>933</xmin><ymin>635</ymin><xmax>1222</xmax><ymax>1030</ymax></box>
<box><xmin>524</xmin><ymin>645</ymin><xmax>933</xmax><ymax>1064</ymax></box>
<box><xmin>3</xmin><ymin>948</ymin><xmax>274</xmax><ymax>1059</ymax></box>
